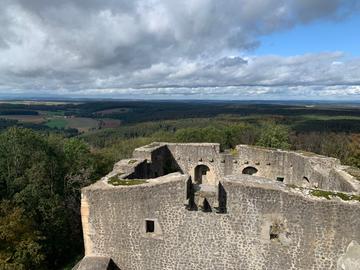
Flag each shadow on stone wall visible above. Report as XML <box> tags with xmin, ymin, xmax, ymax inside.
<box><xmin>127</xmin><ymin>146</ymin><xmax>182</xmax><ymax>179</ymax></box>
<box><xmin>185</xmin><ymin>180</ymin><xmax>227</xmax><ymax>214</ymax></box>
<box><xmin>185</xmin><ymin>178</ymin><xmax>198</xmax><ymax>211</ymax></box>
<box><xmin>217</xmin><ymin>182</ymin><xmax>227</xmax><ymax>214</ymax></box>
<box><xmin>73</xmin><ymin>257</ymin><xmax>121</xmax><ymax>270</ymax></box>
<box><xmin>109</xmin><ymin>259</ymin><xmax>121</xmax><ymax>270</ymax></box>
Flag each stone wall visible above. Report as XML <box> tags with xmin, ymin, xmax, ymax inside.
<box><xmin>77</xmin><ymin>142</ymin><xmax>360</xmax><ymax>270</ymax></box>
<box><xmin>166</xmin><ymin>143</ymin><xmax>223</xmax><ymax>185</ymax></box>
<box><xmin>223</xmin><ymin>175</ymin><xmax>360</xmax><ymax>269</ymax></box>
<box><xmin>81</xmin><ymin>173</ymin><xmax>360</xmax><ymax>270</ymax></box>
<box><xmin>234</xmin><ymin>145</ymin><xmax>357</xmax><ymax>192</ymax></box>
<box><xmin>131</xmin><ymin>143</ymin><xmax>358</xmax><ymax>192</ymax></box>
<box><xmin>133</xmin><ymin>142</ymin><xmax>228</xmax><ymax>185</ymax></box>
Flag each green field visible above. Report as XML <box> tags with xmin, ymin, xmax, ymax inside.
<box><xmin>66</xmin><ymin>117</ymin><xmax>99</xmax><ymax>132</ymax></box>
<box><xmin>45</xmin><ymin>117</ymin><xmax>99</xmax><ymax>131</ymax></box>
<box><xmin>45</xmin><ymin>118</ymin><xmax>68</xmax><ymax>129</ymax></box>
<box><xmin>299</xmin><ymin>115</ymin><xmax>360</xmax><ymax>121</ymax></box>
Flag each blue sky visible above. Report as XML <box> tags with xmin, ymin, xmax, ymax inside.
<box><xmin>256</xmin><ymin>14</ymin><xmax>360</xmax><ymax>57</ymax></box>
<box><xmin>0</xmin><ymin>0</ymin><xmax>360</xmax><ymax>100</ymax></box>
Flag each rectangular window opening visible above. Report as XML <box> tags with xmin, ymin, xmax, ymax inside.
<box><xmin>276</xmin><ymin>177</ymin><xmax>284</xmax><ymax>182</ymax></box>
<box><xmin>270</xmin><ymin>232</ymin><xmax>279</xmax><ymax>240</ymax></box>
<box><xmin>269</xmin><ymin>225</ymin><xmax>279</xmax><ymax>240</ymax></box>
<box><xmin>146</xmin><ymin>220</ymin><xmax>155</xmax><ymax>233</ymax></box>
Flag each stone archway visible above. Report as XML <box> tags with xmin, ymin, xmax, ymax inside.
<box><xmin>242</xmin><ymin>166</ymin><xmax>258</xmax><ymax>175</ymax></box>
<box><xmin>194</xmin><ymin>164</ymin><xmax>210</xmax><ymax>184</ymax></box>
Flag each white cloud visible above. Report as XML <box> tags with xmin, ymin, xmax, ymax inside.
<box><xmin>0</xmin><ymin>0</ymin><xmax>359</xmax><ymax>99</ymax></box>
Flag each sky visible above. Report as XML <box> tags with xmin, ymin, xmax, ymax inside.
<box><xmin>0</xmin><ymin>0</ymin><xmax>360</xmax><ymax>100</ymax></box>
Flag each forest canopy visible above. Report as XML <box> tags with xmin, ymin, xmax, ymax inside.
<box><xmin>0</xmin><ymin>128</ymin><xmax>109</xmax><ymax>269</ymax></box>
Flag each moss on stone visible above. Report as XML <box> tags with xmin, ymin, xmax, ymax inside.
<box><xmin>310</xmin><ymin>189</ymin><xmax>360</xmax><ymax>202</ymax></box>
<box><xmin>108</xmin><ymin>174</ymin><xmax>147</xmax><ymax>186</ymax></box>
<box><xmin>285</xmin><ymin>184</ymin><xmax>360</xmax><ymax>202</ymax></box>
<box><xmin>295</xmin><ymin>150</ymin><xmax>319</xmax><ymax>157</ymax></box>
<box><xmin>252</xmin><ymin>145</ymin><xmax>273</xmax><ymax>150</ymax></box>
<box><xmin>128</xmin><ymin>159</ymin><xmax>138</xmax><ymax>164</ymax></box>
<box><xmin>286</xmin><ymin>184</ymin><xmax>300</xmax><ymax>189</ymax></box>
<box><xmin>108</xmin><ymin>177</ymin><xmax>147</xmax><ymax>186</ymax></box>
<box><xmin>144</xmin><ymin>142</ymin><xmax>161</xmax><ymax>148</ymax></box>
<box><xmin>230</xmin><ymin>148</ymin><xmax>239</xmax><ymax>157</ymax></box>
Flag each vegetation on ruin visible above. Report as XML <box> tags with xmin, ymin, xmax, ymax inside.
<box><xmin>0</xmin><ymin>100</ymin><xmax>359</xmax><ymax>269</ymax></box>
<box><xmin>294</xmin><ymin>150</ymin><xmax>320</xmax><ymax>157</ymax></box>
<box><xmin>230</xmin><ymin>148</ymin><xmax>239</xmax><ymax>157</ymax></box>
<box><xmin>128</xmin><ymin>159</ymin><xmax>138</xmax><ymax>164</ymax></box>
<box><xmin>310</xmin><ymin>190</ymin><xmax>360</xmax><ymax>202</ymax></box>
<box><xmin>144</xmin><ymin>142</ymin><xmax>161</xmax><ymax>148</ymax></box>
<box><xmin>108</xmin><ymin>177</ymin><xmax>147</xmax><ymax>186</ymax></box>
<box><xmin>286</xmin><ymin>184</ymin><xmax>360</xmax><ymax>202</ymax></box>
<box><xmin>285</xmin><ymin>184</ymin><xmax>300</xmax><ymax>189</ymax></box>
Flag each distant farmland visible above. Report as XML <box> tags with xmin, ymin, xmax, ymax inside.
<box><xmin>46</xmin><ymin>117</ymin><xmax>121</xmax><ymax>132</ymax></box>
<box><xmin>1</xmin><ymin>113</ymin><xmax>121</xmax><ymax>133</ymax></box>
<box><xmin>0</xmin><ymin>114</ymin><xmax>45</xmax><ymax>124</ymax></box>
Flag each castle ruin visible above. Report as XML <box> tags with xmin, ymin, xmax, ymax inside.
<box><xmin>75</xmin><ymin>142</ymin><xmax>360</xmax><ymax>270</ymax></box>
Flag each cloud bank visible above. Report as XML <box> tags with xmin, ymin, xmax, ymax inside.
<box><xmin>0</xmin><ymin>0</ymin><xmax>359</xmax><ymax>99</ymax></box>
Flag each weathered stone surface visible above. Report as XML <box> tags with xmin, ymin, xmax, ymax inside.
<box><xmin>235</xmin><ymin>144</ymin><xmax>359</xmax><ymax>191</ymax></box>
<box><xmin>78</xmin><ymin>143</ymin><xmax>360</xmax><ymax>270</ymax></box>
<box><xmin>337</xmin><ymin>241</ymin><xmax>360</xmax><ymax>270</ymax></box>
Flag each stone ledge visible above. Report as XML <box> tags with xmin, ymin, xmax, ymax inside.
<box><xmin>223</xmin><ymin>174</ymin><xmax>360</xmax><ymax>205</ymax></box>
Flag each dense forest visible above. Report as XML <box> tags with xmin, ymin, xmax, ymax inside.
<box><xmin>0</xmin><ymin>128</ymin><xmax>110</xmax><ymax>269</ymax></box>
<box><xmin>0</xmin><ymin>100</ymin><xmax>359</xmax><ymax>269</ymax></box>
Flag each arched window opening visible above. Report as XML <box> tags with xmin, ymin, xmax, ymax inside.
<box><xmin>242</xmin><ymin>166</ymin><xmax>258</xmax><ymax>175</ymax></box>
<box><xmin>194</xmin><ymin>165</ymin><xmax>210</xmax><ymax>184</ymax></box>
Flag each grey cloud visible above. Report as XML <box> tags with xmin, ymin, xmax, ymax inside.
<box><xmin>291</xmin><ymin>0</ymin><xmax>360</xmax><ymax>22</ymax></box>
<box><xmin>0</xmin><ymin>0</ymin><xmax>359</xmax><ymax>99</ymax></box>
<box><xmin>216</xmin><ymin>57</ymin><xmax>248</xmax><ymax>67</ymax></box>
<box><xmin>0</xmin><ymin>38</ymin><xmax>8</xmax><ymax>49</ymax></box>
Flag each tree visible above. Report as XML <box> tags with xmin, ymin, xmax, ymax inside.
<box><xmin>175</xmin><ymin>127</ymin><xmax>226</xmax><ymax>146</ymax></box>
<box><xmin>0</xmin><ymin>128</ymin><xmax>110</xmax><ymax>269</ymax></box>
<box><xmin>0</xmin><ymin>201</ymin><xmax>44</xmax><ymax>270</ymax></box>
<box><xmin>320</xmin><ymin>133</ymin><xmax>351</xmax><ymax>161</ymax></box>
<box><xmin>256</xmin><ymin>122</ymin><xmax>290</xmax><ymax>149</ymax></box>
<box><xmin>347</xmin><ymin>134</ymin><xmax>360</xmax><ymax>168</ymax></box>
<box><xmin>224</xmin><ymin>124</ymin><xmax>258</xmax><ymax>148</ymax></box>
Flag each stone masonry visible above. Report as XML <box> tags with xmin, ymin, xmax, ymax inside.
<box><xmin>75</xmin><ymin>142</ymin><xmax>360</xmax><ymax>270</ymax></box>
